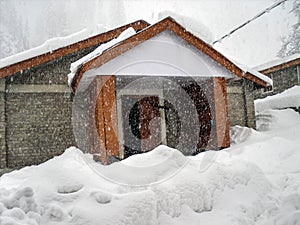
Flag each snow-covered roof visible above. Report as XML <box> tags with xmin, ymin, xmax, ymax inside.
<box><xmin>0</xmin><ymin>28</ymin><xmax>105</xmax><ymax>69</ymax></box>
<box><xmin>67</xmin><ymin>27</ymin><xmax>136</xmax><ymax>86</ymax></box>
<box><xmin>253</xmin><ymin>53</ymin><xmax>300</xmax><ymax>73</ymax></box>
<box><xmin>70</xmin><ymin>17</ymin><xmax>273</xmax><ymax>90</ymax></box>
<box><xmin>157</xmin><ymin>11</ymin><xmax>213</xmax><ymax>43</ymax></box>
<box><xmin>233</xmin><ymin>60</ymin><xmax>273</xmax><ymax>86</ymax></box>
<box><xmin>0</xmin><ymin>20</ymin><xmax>149</xmax><ymax>77</ymax></box>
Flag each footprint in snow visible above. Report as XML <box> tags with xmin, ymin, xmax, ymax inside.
<box><xmin>57</xmin><ymin>184</ymin><xmax>83</xmax><ymax>194</ymax></box>
<box><xmin>90</xmin><ymin>191</ymin><xmax>112</xmax><ymax>204</ymax></box>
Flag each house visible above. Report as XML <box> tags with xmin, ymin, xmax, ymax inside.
<box><xmin>254</xmin><ymin>54</ymin><xmax>300</xmax><ymax>97</ymax></box>
<box><xmin>0</xmin><ymin>17</ymin><xmax>271</xmax><ymax>169</ymax></box>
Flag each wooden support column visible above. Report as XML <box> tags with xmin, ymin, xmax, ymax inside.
<box><xmin>101</xmin><ymin>76</ymin><xmax>119</xmax><ymax>156</ymax></box>
<box><xmin>93</xmin><ymin>75</ymin><xmax>119</xmax><ymax>164</ymax></box>
<box><xmin>213</xmin><ymin>77</ymin><xmax>230</xmax><ymax>148</ymax></box>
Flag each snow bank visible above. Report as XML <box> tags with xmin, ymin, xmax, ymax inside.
<box><xmin>0</xmin><ymin>145</ymin><xmax>272</xmax><ymax>225</ymax></box>
<box><xmin>255</xmin><ymin>85</ymin><xmax>300</xmax><ymax>113</ymax></box>
<box><xmin>67</xmin><ymin>27</ymin><xmax>136</xmax><ymax>86</ymax></box>
<box><xmin>0</xmin><ymin>25</ymin><xmax>106</xmax><ymax>69</ymax></box>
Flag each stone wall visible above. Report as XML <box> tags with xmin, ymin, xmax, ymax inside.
<box><xmin>1</xmin><ymin>44</ymin><xmax>100</xmax><ymax>170</ymax></box>
<box><xmin>226</xmin><ymin>78</ymin><xmax>256</xmax><ymax>128</ymax></box>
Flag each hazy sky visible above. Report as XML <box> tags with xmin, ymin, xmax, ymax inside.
<box><xmin>0</xmin><ymin>0</ymin><xmax>297</xmax><ymax>67</ymax></box>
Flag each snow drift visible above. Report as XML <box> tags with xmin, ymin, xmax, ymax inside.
<box><xmin>255</xmin><ymin>85</ymin><xmax>300</xmax><ymax>113</ymax></box>
<box><xmin>1</xmin><ymin>109</ymin><xmax>300</xmax><ymax>225</ymax></box>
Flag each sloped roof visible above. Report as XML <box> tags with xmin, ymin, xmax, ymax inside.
<box><xmin>0</xmin><ymin>20</ymin><xmax>149</xmax><ymax>78</ymax></box>
<box><xmin>254</xmin><ymin>54</ymin><xmax>300</xmax><ymax>74</ymax></box>
<box><xmin>72</xmin><ymin>17</ymin><xmax>271</xmax><ymax>92</ymax></box>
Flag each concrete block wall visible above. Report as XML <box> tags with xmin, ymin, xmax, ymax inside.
<box><xmin>1</xmin><ymin>45</ymin><xmax>99</xmax><ymax>169</ymax></box>
<box><xmin>226</xmin><ymin>78</ymin><xmax>256</xmax><ymax>129</ymax></box>
<box><xmin>255</xmin><ymin>65</ymin><xmax>299</xmax><ymax>100</ymax></box>
<box><xmin>0</xmin><ymin>79</ymin><xmax>6</xmax><ymax>168</ymax></box>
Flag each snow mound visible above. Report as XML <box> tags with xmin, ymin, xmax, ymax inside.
<box><xmin>230</xmin><ymin>125</ymin><xmax>252</xmax><ymax>144</ymax></box>
<box><xmin>256</xmin><ymin>108</ymin><xmax>300</xmax><ymax>131</ymax></box>
<box><xmin>255</xmin><ymin>85</ymin><xmax>300</xmax><ymax>113</ymax></box>
<box><xmin>93</xmin><ymin>145</ymin><xmax>189</xmax><ymax>186</ymax></box>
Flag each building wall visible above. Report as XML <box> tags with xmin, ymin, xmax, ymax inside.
<box><xmin>1</xmin><ymin>45</ymin><xmax>99</xmax><ymax>170</ymax></box>
<box><xmin>0</xmin><ymin>79</ymin><xmax>6</xmax><ymax>169</ymax></box>
<box><xmin>226</xmin><ymin>78</ymin><xmax>256</xmax><ymax>129</ymax></box>
<box><xmin>255</xmin><ymin>65</ymin><xmax>300</xmax><ymax>100</ymax></box>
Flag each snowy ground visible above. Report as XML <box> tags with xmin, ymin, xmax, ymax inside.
<box><xmin>0</xmin><ymin>108</ymin><xmax>300</xmax><ymax>225</ymax></box>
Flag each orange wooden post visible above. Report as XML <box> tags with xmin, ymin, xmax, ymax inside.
<box><xmin>213</xmin><ymin>77</ymin><xmax>230</xmax><ymax>148</ymax></box>
<box><xmin>93</xmin><ymin>76</ymin><xmax>108</xmax><ymax>164</ymax></box>
<box><xmin>93</xmin><ymin>75</ymin><xmax>119</xmax><ymax>164</ymax></box>
<box><xmin>101</xmin><ymin>76</ymin><xmax>120</xmax><ymax>157</ymax></box>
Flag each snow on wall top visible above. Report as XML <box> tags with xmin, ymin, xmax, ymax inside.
<box><xmin>0</xmin><ymin>26</ymin><xmax>106</xmax><ymax>69</ymax></box>
<box><xmin>254</xmin><ymin>53</ymin><xmax>300</xmax><ymax>72</ymax></box>
<box><xmin>255</xmin><ymin>85</ymin><xmax>300</xmax><ymax>112</ymax></box>
<box><xmin>67</xmin><ymin>27</ymin><xmax>136</xmax><ymax>86</ymax></box>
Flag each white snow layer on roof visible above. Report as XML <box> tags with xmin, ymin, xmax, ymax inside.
<box><xmin>255</xmin><ymin>85</ymin><xmax>300</xmax><ymax>113</ymax></box>
<box><xmin>158</xmin><ymin>11</ymin><xmax>214</xmax><ymax>44</ymax></box>
<box><xmin>67</xmin><ymin>27</ymin><xmax>136</xmax><ymax>86</ymax></box>
<box><xmin>1</xmin><ymin>109</ymin><xmax>300</xmax><ymax>224</ymax></box>
<box><xmin>81</xmin><ymin>30</ymin><xmax>235</xmax><ymax>83</ymax></box>
<box><xmin>254</xmin><ymin>53</ymin><xmax>300</xmax><ymax>72</ymax></box>
<box><xmin>0</xmin><ymin>25</ymin><xmax>107</xmax><ymax>69</ymax></box>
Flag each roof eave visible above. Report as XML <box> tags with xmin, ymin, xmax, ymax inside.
<box><xmin>0</xmin><ymin>20</ymin><xmax>150</xmax><ymax>79</ymax></box>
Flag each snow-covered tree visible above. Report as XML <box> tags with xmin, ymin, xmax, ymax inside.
<box><xmin>278</xmin><ymin>0</ymin><xmax>300</xmax><ymax>57</ymax></box>
<box><xmin>43</xmin><ymin>1</ymin><xmax>70</xmax><ymax>39</ymax></box>
<box><xmin>98</xmin><ymin>0</ymin><xmax>126</xmax><ymax>29</ymax></box>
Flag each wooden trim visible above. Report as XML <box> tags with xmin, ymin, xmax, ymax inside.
<box><xmin>72</xmin><ymin>17</ymin><xmax>267</xmax><ymax>91</ymax></box>
<box><xmin>260</xmin><ymin>58</ymin><xmax>300</xmax><ymax>74</ymax></box>
<box><xmin>213</xmin><ymin>77</ymin><xmax>230</xmax><ymax>148</ymax></box>
<box><xmin>0</xmin><ymin>20</ymin><xmax>149</xmax><ymax>78</ymax></box>
<box><xmin>243</xmin><ymin>72</ymin><xmax>267</xmax><ymax>87</ymax></box>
